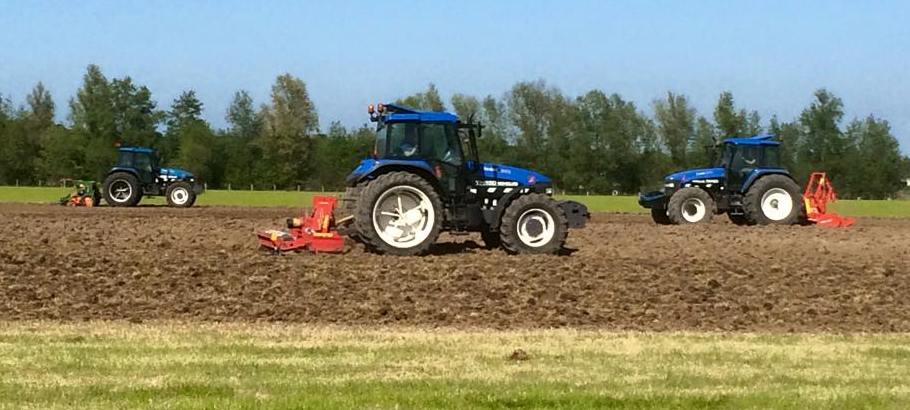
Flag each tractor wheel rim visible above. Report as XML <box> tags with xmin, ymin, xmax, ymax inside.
<box><xmin>681</xmin><ymin>198</ymin><xmax>706</xmax><ymax>223</ymax></box>
<box><xmin>761</xmin><ymin>188</ymin><xmax>793</xmax><ymax>221</ymax></box>
<box><xmin>372</xmin><ymin>186</ymin><xmax>434</xmax><ymax>249</ymax></box>
<box><xmin>171</xmin><ymin>187</ymin><xmax>189</xmax><ymax>205</ymax></box>
<box><xmin>517</xmin><ymin>208</ymin><xmax>556</xmax><ymax>247</ymax></box>
<box><xmin>110</xmin><ymin>180</ymin><xmax>132</xmax><ymax>203</ymax></box>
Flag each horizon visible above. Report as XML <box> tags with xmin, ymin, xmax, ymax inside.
<box><xmin>1</xmin><ymin>0</ymin><xmax>907</xmax><ymax>152</ymax></box>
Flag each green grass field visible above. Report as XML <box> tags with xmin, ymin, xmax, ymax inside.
<box><xmin>0</xmin><ymin>323</ymin><xmax>907</xmax><ymax>409</ymax></box>
<box><xmin>3</xmin><ymin>186</ymin><xmax>907</xmax><ymax>217</ymax></box>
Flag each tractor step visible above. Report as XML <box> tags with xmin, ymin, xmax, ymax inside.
<box><xmin>256</xmin><ymin>196</ymin><xmax>345</xmax><ymax>253</ymax></box>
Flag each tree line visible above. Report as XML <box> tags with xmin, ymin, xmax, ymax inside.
<box><xmin>1</xmin><ymin>65</ymin><xmax>908</xmax><ymax>198</ymax></box>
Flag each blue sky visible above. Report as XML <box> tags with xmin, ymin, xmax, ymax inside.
<box><xmin>1</xmin><ymin>0</ymin><xmax>908</xmax><ymax>151</ymax></box>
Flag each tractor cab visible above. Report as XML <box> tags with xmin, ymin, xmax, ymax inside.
<box><xmin>362</xmin><ymin>104</ymin><xmax>484</xmax><ymax>197</ymax></box>
<box><xmin>113</xmin><ymin>147</ymin><xmax>160</xmax><ymax>185</ymax></box>
<box><xmin>715</xmin><ymin>136</ymin><xmax>783</xmax><ymax>190</ymax></box>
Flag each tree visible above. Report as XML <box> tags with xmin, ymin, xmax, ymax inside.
<box><xmin>260</xmin><ymin>73</ymin><xmax>319</xmax><ymax>188</ymax></box>
<box><xmin>845</xmin><ymin>116</ymin><xmax>903</xmax><ymax>198</ymax></box>
<box><xmin>653</xmin><ymin>92</ymin><xmax>695</xmax><ymax>168</ymax></box>
<box><xmin>477</xmin><ymin>95</ymin><xmax>511</xmax><ymax>163</ymax></box>
<box><xmin>166</xmin><ymin>91</ymin><xmax>216</xmax><ymax>183</ymax></box>
<box><xmin>26</xmin><ymin>82</ymin><xmax>55</xmax><ymax>130</ymax></box>
<box><xmin>713</xmin><ymin>91</ymin><xmax>757</xmax><ymax>137</ymax></box>
<box><xmin>768</xmin><ymin>116</ymin><xmax>799</xmax><ymax>172</ymax></box>
<box><xmin>796</xmin><ymin>89</ymin><xmax>853</xmax><ymax>186</ymax></box>
<box><xmin>223</xmin><ymin>90</ymin><xmax>264</xmax><ymax>187</ymax></box>
<box><xmin>689</xmin><ymin>116</ymin><xmax>717</xmax><ymax>167</ymax></box>
<box><xmin>450</xmin><ymin>93</ymin><xmax>480</xmax><ymax>120</ymax></box>
<box><xmin>395</xmin><ymin>83</ymin><xmax>445</xmax><ymax>112</ymax></box>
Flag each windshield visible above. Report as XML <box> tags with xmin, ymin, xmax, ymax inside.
<box><xmin>380</xmin><ymin>122</ymin><xmax>462</xmax><ymax>164</ymax></box>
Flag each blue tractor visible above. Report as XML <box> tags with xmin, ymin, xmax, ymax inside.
<box><xmin>102</xmin><ymin>146</ymin><xmax>203</xmax><ymax>207</ymax></box>
<box><xmin>336</xmin><ymin>104</ymin><xmax>589</xmax><ymax>255</ymax></box>
<box><xmin>639</xmin><ymin>135</ymin><xmax>803</xmax><ymax>225</ymax></box>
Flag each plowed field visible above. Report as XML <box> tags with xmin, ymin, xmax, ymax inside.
<box><xmin>1</xmin><ymin>203</ymin><xmax>907</xmax><ymax>331</ymax></box>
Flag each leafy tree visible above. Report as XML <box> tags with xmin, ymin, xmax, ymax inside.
<box><xmin>395</xmin><ymin>83</ymin><xmax>445</xmax><ymax>112</ymax></box>
<box><xmin>796</xmin><ymin>89</ymin><xmax>853</xmax><ymax>186</ymax></box>
<box><xmin>845</xmin><ymin>116</ymin><xmax>904</xmax><ymax>198</ymax></box>
<box><xmin>768</xmin><ymin>116</ymin><xmax>800</xmax><ymax>172</ymax></box>
<box><xmin>653</xmin><ymin>92</ymin><xmax>695</xmax><ymax>168</ymax></box>
<box><xmin>450</xmin><ymin>93</ymin><xmax>481</xmax><ymax>121</ymax></box>
<box><xmin>260</xmin><ymin>73</ymin><xmax>319</xmax><ymax>188</ymax></box>
<box><xmin>110</xmin><ymin>77</ymin><xmax>162</xmax><ymax>148</ymax></box>
<box><xmin>478</xmin><ymin>95</ymin><xmax>511</xmax><ymax>163</ymax></box>
<box><xmin>689</xmin><ymin>116</ymin><xmax>717</xmax><ymax>167</ymax></box>
<box><xmin>166</xmin><ymin>91</ymin><xmax>216</xmax><ymax>183</ymax></box>
<box><xmin>713</xmin><ymin>91</ymin><xmax>752</xmax><ymax>137</ymax></box>
<box><xmin>26</xmin><ymin>82</ymin><xmax>55</xmax><ymax>130</ymax></box>
<box><xmin>223</xmin><ymin>90</ymin><xmax>264</xmax><ymax>187</ymax></box>
<box><xmin>311</xmin><ymin>122</ymin><xmax>373</xmax><ymax>190</ymax></box>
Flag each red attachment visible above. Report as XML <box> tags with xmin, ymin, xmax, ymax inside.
<box><xmin>802</xmin><ymin>172</ymin><xmax>855</xmax><ymax>228</ymax></box>
<box><xmin>256</xmin><ymin>196</ymin><xmax>345</xmax><ymax>253</ymax></box>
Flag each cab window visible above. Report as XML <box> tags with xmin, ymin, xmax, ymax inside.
<box><xmin>419</xmin><ymin>123</ymin><xmax>462</xmax><ymax>165</ymax></box>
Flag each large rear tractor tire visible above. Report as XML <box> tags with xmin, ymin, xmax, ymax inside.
<box><xmin>354</xmin><ymin>172</ymin><xmax>443</xmax><ymax>256</ymax></box>
<box><xmin>335</xmin><ymin>184</ymin><xmax>364</xmax><ymax>240</ymax></box>
<box><xmin>166</xmin><ymin>182</ymin><xmax>196</xmax><ymax>208</ymax></box>
<box><xmin>500</xmin><ymin>193</ymin><xmax>568</xmax><ymax>255</ymax></box>
<box><xmin>650</xmin><ymin>208</ymin><xmax>672</xmax><ymax>225</ymax></box>
<box><xmin>743</xmin><ymin>175</ymin><xmax>802</xmax><ymax>225</ymax></box>
<box><xmin>667</xmin><ymin>187</ymin><xmax>714</xmax><ymax>224</ymax></box>
<box><xmin>103</xmin><ymin>172</ymin><xmax>142</xmax><ymax>207</ymax></box>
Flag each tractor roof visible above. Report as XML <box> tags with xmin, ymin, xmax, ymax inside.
<box><xmin>723</xmin><ymin>135</ymin><xmax>780</xmax><ymax>146</ymax></box>
<box><xmin>118</xmin><ymin>146</ymin><xmax>156</xmax><ymax>154</ymax></box>
<box><xmin>384</xmin><ymin>104</ymin><xmax>458</xmax><ymax>123</ymax></box>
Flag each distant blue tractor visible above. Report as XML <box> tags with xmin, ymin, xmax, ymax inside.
<box><xmin>639</xmin><ymin>135</ymin><xmax>803</xmax><ymax>225</ymax></box>
<box><xmin>337</xmin><ymin>104</ymin><xmax>589</xmax><ymax>255</ymax></box>
<box><xmin>102</xmin><ymin>146</ymin><xmax>203</xmax><ymax>207</ymax></box>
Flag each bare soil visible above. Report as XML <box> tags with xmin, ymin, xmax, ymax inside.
<box><xmin>1</xmin><ymin>204</ymin><xmax>908</xmax><ymax>331</ymax></box>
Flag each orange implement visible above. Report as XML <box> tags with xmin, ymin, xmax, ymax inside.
<box><xmin>256</xmin><ymin>196</ymin><xmax>345</xmax><ymax>253</ymax></box>
<box><xmin>802</xmin><ymin>172</ymin><xmax>855</xmax><ymax>228</ymax></box>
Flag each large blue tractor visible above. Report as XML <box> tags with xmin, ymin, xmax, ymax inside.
<box><xmin>102</xmin><ymin>146</ymin><xmax>203</xmax><ymax>207</ymax></box>
<box><xmin>336</xmin><ymin>104</ymin><xmax>589</xmax><ymax>255</ymax></box>
<box><xmin>639</xmin><ymin>135</ymin><xmax>803</xmax><ymax>225</ymax></box>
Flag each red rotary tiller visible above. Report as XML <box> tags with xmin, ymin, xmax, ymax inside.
<box><xmin>802</xmin><ymin>172</ymin><xmax>855</xmax><ymax>228</ymax></box>
<box><xmin>256</xmin><ymin>196</ymin><xmax>347</xmax><ymax>253</ymax></box>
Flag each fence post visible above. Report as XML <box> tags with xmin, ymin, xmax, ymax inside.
<box><xmin>273</xmin><ymin>184</ymin><xmax>276</xmax><ymax>191</ymax></box>
<box><xmin>227</xmin><ymin>183</ymin><xmax>231</xmax><ymax>191</ymax></box>
<box><xmin>15</xmin><ymin>180</ymin><xmax>19</xmax><ymax>187</ymax></box>
<box><xmin>250</xmin><ymin>184</ymin><xmax>253</xmax><ymax>191</ymax></box>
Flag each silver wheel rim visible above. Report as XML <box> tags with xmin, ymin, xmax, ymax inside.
<box><xmin>681</xmin><ymin>198</ymin><xmax>706</xmax><ymax>223</ymax></box>
<box><xmin>372</xmin><ymin>186</ymin><xmax>435</xmax><ymax>249</ymax></box>
<box><xmin>109</xmin><ymin>180</ymin><xmax>132</xmax><ymax>203</ymax></box>
<box><xmin>761</xmin><ymin>188</ymin><xmax>793</xmax><ymax>221</ymax></box>
<box><xmin>170</xmin><ymin>187</ymin><xmax>189</xmax><ymax>205</ymax></box>
<box><xmin>516</xmin><ymin>208</ymin><xmax>556</xmax><ymax>247</ymax></box>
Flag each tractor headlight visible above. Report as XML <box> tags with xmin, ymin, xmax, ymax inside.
<box><xmin>545</xmin><ymin>187</ymin><xmax>553</xmax><ymax>195</ymax></box>
<box><xmin>664</xmin><ymin>182</ymin><xmax>676</xmax><ymax>189</ymax></box>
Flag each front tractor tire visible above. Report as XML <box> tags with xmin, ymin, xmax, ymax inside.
<box><xmin>166</xmin><ymin>182</ymin><xmax>196</xmax><ymax>208</ymax></box>
<box><xmin>743</xmin><ymin>175</ymin><xmax>802</xmax><ymax>225</ymax></box>
<box><xmin>354</xmin><ymin>172</ymin><xmax>443</xmax><ymax>256</ymax></box>
<box><xmin>103</xmin><ymin>172</ymin><xmax>141</xmax><ymax>207</ymax></box>
<box><xmin>500</xmin><ymin>193</ymin><xmax>569</xmax><ymax>255</ymax></box>
<box><xmin>667</xmin><ymin>187</ymin><xmax>714</xmax><ymax>224</ymax></box>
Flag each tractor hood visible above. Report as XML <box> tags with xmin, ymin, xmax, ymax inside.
<box><xmin>665</xmin><ymin>167</ymin><xmax>725</xmax><ymax>183</ymax></box>
<box><xmin>158</xmin><ymin>167</ymin><xmax>195</xmax><ymax>181</ymax></box>
<box><xmin>480</xmin><ymin>163</ymin><xmax>551</xmax><ymax>186</ymax></box>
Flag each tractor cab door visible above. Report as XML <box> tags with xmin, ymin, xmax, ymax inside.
<box><xmin>133</xmin><ymin>152</ymin><xmax>156</xmax><ymax>185</ymax></box>
<box><xmin>418</xmin><ymin>122</ymin><xmax>468</xmax><ymax>197</ymax></box>
<box><xmin>725</xmin><ymin>144</ymin><xmax>762</xmax><ymax>192</ymax></box>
